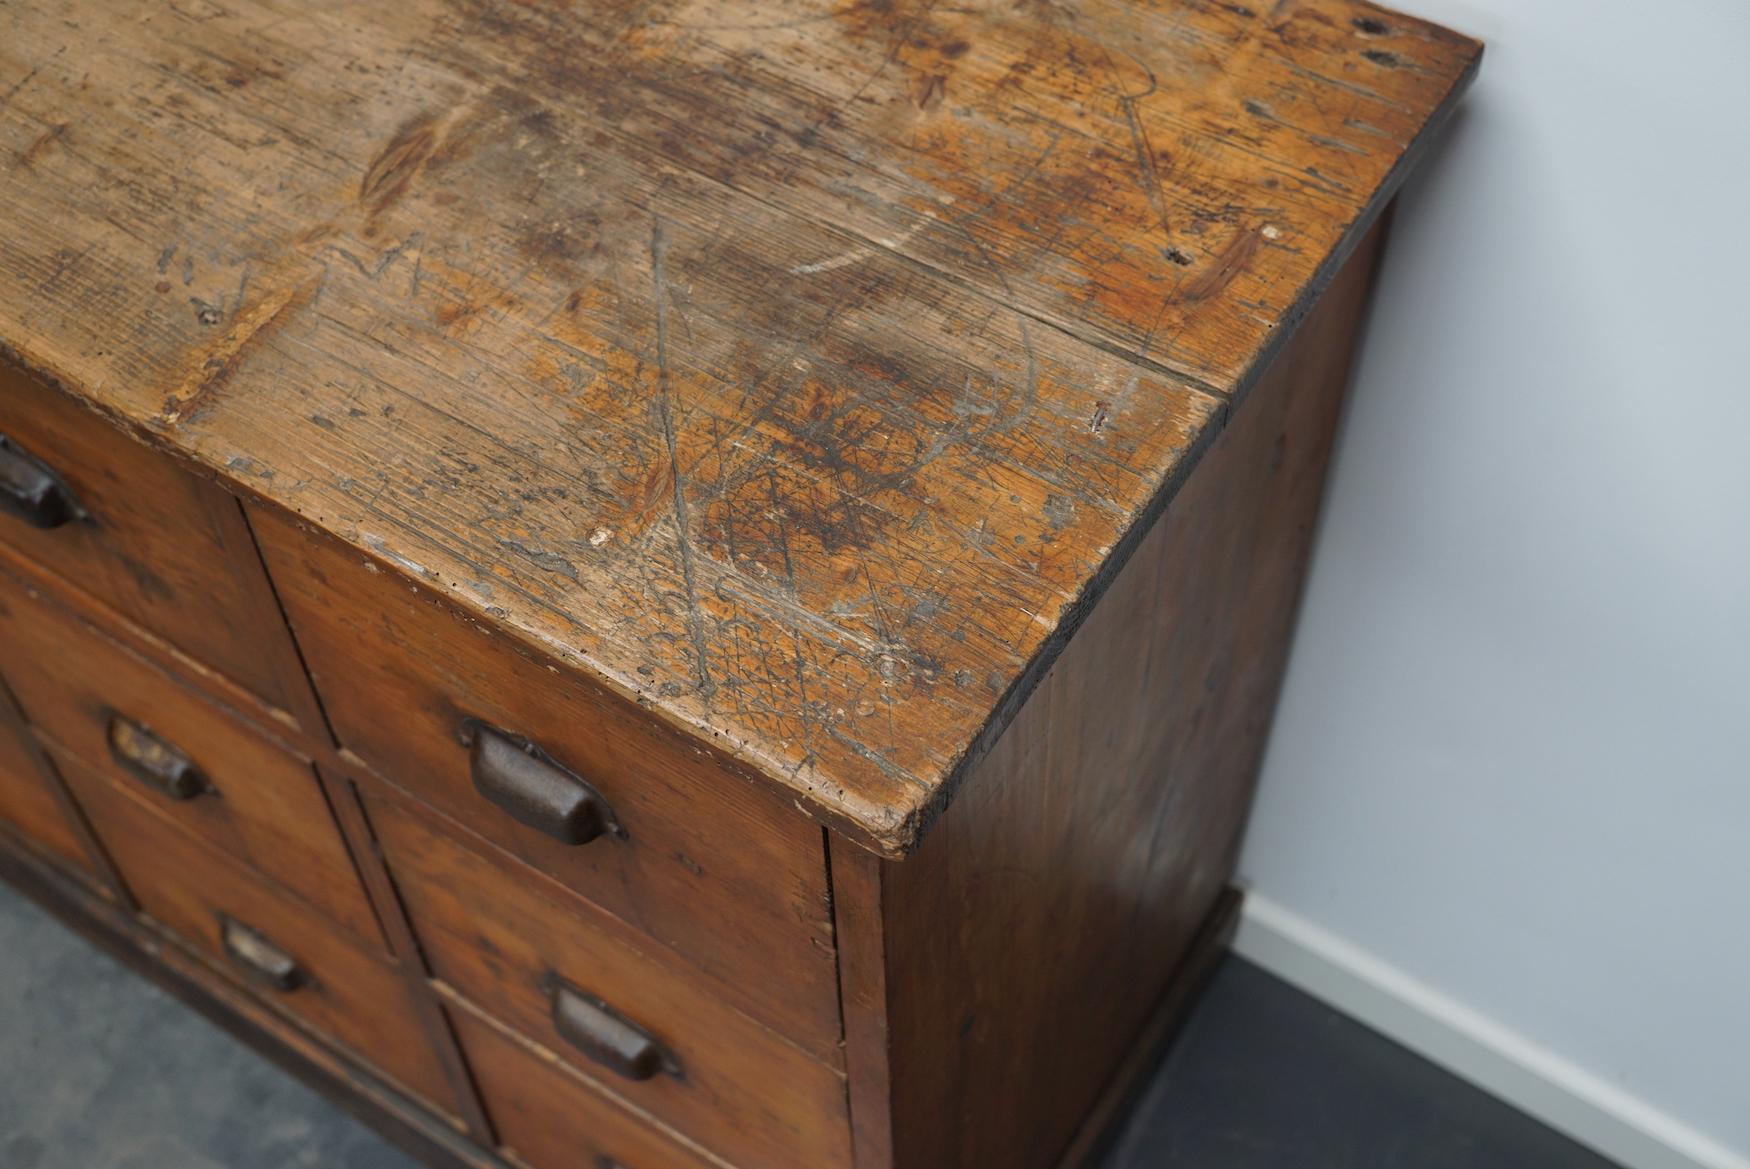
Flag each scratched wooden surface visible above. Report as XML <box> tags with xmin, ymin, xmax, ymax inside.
<box><xmin>0</xmin><ymin>0</ymin><xmax>1479</xmax><ymax>854</ymax></box>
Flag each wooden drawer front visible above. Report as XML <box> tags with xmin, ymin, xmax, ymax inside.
<box><xmin>0</xmin><ymin>363</ymin><xmax>311</xmax><ymax>724</ymax></box>
<box><xmin>370</xmin><ymin>792</ymin><xmax>851</xmax><ymax>1169</ymax></box>
<box><xmin>55</xmin><ymin>749</ymin><xmax>452</xmax><ymax>1112</ymax></box>
<box><xmin>449</xmin><ymin>1004</ymin><xmax>723</xmax><ymax>1169</ymax></box>
<box><xmin>255</xmin><ymin>510</ymin><xmax>840</xmax><ymax>1055</ymax></box>
<box><xmin>0</xmin><ymin>567</ymin><xmax>380</xmax><ymax>948</ymax></box>
<box><xmin>0</xmin><ymin>708</ymin><xmax>91</xmax><ymax>879</ymax></box>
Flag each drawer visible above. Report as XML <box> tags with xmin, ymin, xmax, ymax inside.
<box><xmin>55</xmin><ymin>748</ymin><xmax>454</xmax><ymax>1113</ymax></box>
<box><xmin>0</xmin><ymin>565</ymin><xmax>381</xmax><ymax>948</ymax></box>
<box><xmin>448</xmin><ymin>1002</ymin><xmax>723</xmax><ymax>1169</ymax></box>
<box><xmin>0</xmin><ymin>362</ymin><xmax>314</xmax><ymax>726</ymax></box>
<box><xmin>369</xmin><ymin>789</ymin><xmax>851</xmax><ymax>1169</ymax></box>
<box><xmin>0</xmin><ymin>701</ymin><xmax>93</xmax><ymax>881</ymax></box>
<box><xmin>254</xmin><ymin>508</ymin><xmax>840</xmax><ymax>1055</ymax></box>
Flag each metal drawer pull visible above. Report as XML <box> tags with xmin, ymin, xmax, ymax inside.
<box><xmin>0</xmin><ymin>433</ymin><xmax>83</xmax><ymax>530</ymax></box>
<box><xmin>460</xmin><ymin>717</ymin><xmax>622</xmax><ymax>846</ymax></box>
<box><xmin>106</xmin><ymin>713</ymin><xmax>211</xmax><ymax>801</ymax></box>
<box><xmin>547</xmin><ymin>975</ymin><xmax>680</xmax><ymax>1083</ymax></box>
<box><xmin>219</xmin><ymin>915</ymin><xmax>306</xmax><ymax>992</ymax></box>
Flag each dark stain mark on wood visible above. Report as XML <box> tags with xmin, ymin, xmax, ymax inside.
<box><xmin>360</xmin><ymin>112</ymin><xmax>443</xmax><ymax>215</ymax></box>
<box><xmin>1177</xmin><ymin>227</ymin><xmax>1265</xmax><ymax>304</ymax></box>
<box><xmin>0</xmin><ymin>0</ymin><xmax>1482</xmax><ymax>853</ymax></box>
<box><xmin>499</xmin><ymin>538</ymin><xmax>580</xmax><ymax>581</ymax></box>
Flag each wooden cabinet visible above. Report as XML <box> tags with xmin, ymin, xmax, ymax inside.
<box><xmin>367</xmin><ymin>786</ymin><xmax>852</xmax><ymax>1169</ymax></box>
<box><xmin>0</xmin><ymin>364</ymin><xmax>322</xmax><ymax>734</ymax></box>
<box><xmin>448</xmin><ymin>1002</ymin><xmax>728</xmax><ymax>1169</ymax></box>
<box><xmin>55</xmin><ymin>748</ymin><xmax>456</xmax><ymax>1114</ymax></box>
<box><xmin>0</xmin><ymin>2</ymin><xmax>1481</xmax><ymax>1167</ymax></box>
<box><xmin>253</xmin><ymin>506</ymin><xmax>842</xmax><ymax>1057</ymax></box>
<box><xmin>0</xmin><ymin>566</ymin><xmax>383</xmax><ymax>948</ymax></box>
<box><xmin>0</xmin><ymin>678</ymin><xmax>93</xmax><ymax>882</ymax></box>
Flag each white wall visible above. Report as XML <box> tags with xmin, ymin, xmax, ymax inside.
<box><xmin>1237</xmin><ymin>1</ymin><xmax>1750</xmax><ymax>1166</ymax></box>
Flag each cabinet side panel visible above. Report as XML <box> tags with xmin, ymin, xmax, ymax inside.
<box><xmin>875</xmin><ymin>222</ymin><xmax>1387</xmax><ymax>1169</ymax></box>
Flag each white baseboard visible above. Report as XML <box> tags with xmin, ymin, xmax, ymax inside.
<box><xmin>1232</xmin><ymin>892</ymin><xmax>1748</xmax><ymax>1169</ymax></box>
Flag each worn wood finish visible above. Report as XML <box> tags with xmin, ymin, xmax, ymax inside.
<box><xmin>0</xmin><ymin>672</ymin><xmax>131</xmax><ymax>902</ymax></box>
<box><xmin>842</xmin><ymin>224</ymin><xmax>1386</xmax><ymax>1169</ymax></box>
<box><xmin>0</xmin><ymin>0</ymin><xmax>1479</xmax><ymax>850</ymax></box>
<box><xmin>254</xmin><ymin>506</ymin><xmax>841</xmax><ymax>1050</ymax></box>
<box><xmin>0</xmin><ymin>3</ymin><xmax>1479</xmax><ymax>1165</ymax></box>
<box><xmin>829</xmin><ymin>845</ymin><xmax>895</xmax><ymax>1169</ymax></box>
<box><xmin>0</xmin><ymin>560</ymin><xmax>382</xmax><ymax>948</ymax></box>
<box><xmin>0</xmin><ymin>840</ymin><xmax>506</xmax><ymax>1169</ymax></box>
<box><xmin>0</xmin><ymin>363</ymin><xmax>322</xmax><ymax>734</ymax></box>
<box><xmin>445</xmin><ymin>998</ymin><xmax>729</xmax><ymax>1169</ymax></box>
<box><xmin>366</xmin><ymin>785</ymin><xmax>850</xmax><ymax>1169</ymax></box>
<box><xmin>54</xmin><ymin>746</ymin><xmax>460</xmax><ymax>1115</ymax></box>
<box><xmin>0</xmin><ymin>675</ymin><xmax>93</xmax><ymax>879</ymax></box>
<box><xmin>319</xmin><ymin>767</ymin><xmax>498</xmax><ymax>1144</ymax></box>
<box><xmin>1051</xmin><ymin>888</ymin><xmax>1240</xmax><ymax>1169</ymax></box>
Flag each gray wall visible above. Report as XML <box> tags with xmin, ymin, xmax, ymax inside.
<box><xmin>1238</xmin><ymin>0</ymin><xmax>1750</xmax><ymax>1163</ymax></box>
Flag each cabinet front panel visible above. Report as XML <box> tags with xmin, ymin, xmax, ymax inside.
<box><xmin>0</xmin><ymin>363</ymin><xmax>312</xmax><ymax>725</ymax></box>
<box><xmin>58</xmin><ymin>750</ymin><xmax>452</xmax><ymax>1113</ymax></box>
<box><xmin>0</xmin><ymin>566</ymin><xmax>380</xmax><ymax>948</ymax></box>
<box><xmin>254</xmin><ymin>508</ymin><xmax>840</xmax><ymax>1058</ymax></box>
<box><xmin>0</xmin><ymin>700</ymin><xmax>90</xmax><ymax>879</ymax></box>
<box><xmin>371</xmin><ymin>788</ymin><xmax>851</xmax><ymax>1169</ymax></box>
<box><xmin>449</xmin><ymin>1004</ymin><xmax>727</xmax><ymax>1169</ymax></box>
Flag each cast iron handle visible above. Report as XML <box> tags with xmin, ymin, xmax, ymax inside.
<box><xmin>219</xmin><ymin>915</ymin><xmax>305</xmax><ymax>992</ymax></box>
<box><xmin>459</xmin><ymin>717</ymin><xmax>622</xmax><ymax>846</ymax></box>
<box><xmin>0</xmin><ymin>433</ymin><xmax>83</xmax><ymax>530</ymax></box>
<box><xmin>107</xmin><ymin>713</ymin><xmax>212</xmax><ymax>801</ymax></box>
<box><xmin>546</xmin><ymin>975</ymin><xmax>679</xmax><ymax>1082</ymax></box>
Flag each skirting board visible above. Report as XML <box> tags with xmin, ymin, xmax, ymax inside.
<box><xmin>1233</xmin><ymin>892</ymin><xmax>1748</xmax><ymax>1169</ymax></box>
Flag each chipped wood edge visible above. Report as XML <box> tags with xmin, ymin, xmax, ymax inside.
<box><xmin>891</xmin><ymin>39</ymin><xmax>1482</xmax><ymax>856</ymax></box>
<box><xmin>0</xmin><ymin>37</ymin><xmax>1482</xmax><ymax>860</ymax></box>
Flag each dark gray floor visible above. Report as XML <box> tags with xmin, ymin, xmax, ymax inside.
<box><xmin>1100</xmin><ymin>956</ymin><xmax>1620</xmax><ymax>1169</ymax></box>
<box><xmin>0</xmin><ymin>887</ymin><xmax>419</xmax><ymax>1169</ymax></box>
<box><xmin>0</xmin><ymin>885</ymin><xmax>1620</xmax><ymax>1169</ymax></box>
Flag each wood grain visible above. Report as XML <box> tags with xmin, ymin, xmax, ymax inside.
<box><xmin>1050</xmin><ymin>888</ymin><xmax>1240</xmax><ymax>1169</ymax></box>
<box><xmin>0</xmin><ymin>361</ymin><xmax>324</xmax><ymax>734</ymax></box>
<box><xmin>368</xmin><ymin>787</ymin><xmax>850</xmax><ymax>1169</ymax></box>
<box><xmin>846</xmin><ymin>223</ymin><xmax>1385</xmax><ymax>1169</ymax></box>
<box><xmin>0</xmin><ymin>559</ymin><xmax>384</xmax><ymax>948</ymax></box>
<box><xmin>319</xmin><ymin>766</ymin><xmax>498</xmax><ymax>1144</ymax></box>
<box><xmin>56</xmin><ymin>745</ymin><xmax>461</xmax><ymax>1115</ymax></box>
<box><xmin>446</xmin><ymin>997</ymin><xmax>732</xmax><ymax>1169</ymax></box>
<box><xmin>828</xmin><ymin>845</ymin><xmax>894</xmax><ymax>1169</ymax></box>
<box><xmin>0</xmin><ymin>674</ymin><xmax>94</xmax><ymax>879</ymax></box>
<box><xmin>0</xmin><ymin>0</ymin><xmax>1479</xmax><ymax>852</ymax></box>
<box><xmin>254</xmin><ymin>505</ymin><xmax>842</xmax><ymax>1052</ymax></box>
